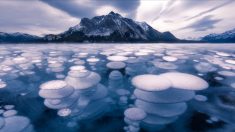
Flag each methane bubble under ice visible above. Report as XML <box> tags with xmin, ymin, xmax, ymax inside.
<box><xmin>0</xmin><ymin>44</ymin><xmax>234</xmax><ymax>132</ymax></box>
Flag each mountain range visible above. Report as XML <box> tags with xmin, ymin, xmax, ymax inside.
<box><xmin>0</xmin><ymin>32</ymin><xmax>41</xmax><ymax>43</ymax></box>
<box><xmin>0</xmin><ymin>12</ymin><xmax>180</xmax><ymax>43</ymax></box>
<box><xmin>44</xmin><ymin>11</ymin><xmax>180</xmax><ymax>43</ymax></box>
<box><xmin>202</xmin><ymin>28</ymin><xmax>235</xmax><ymax>43</ymax></box>
<box><xmin>0</xmin><ymin>12</ymin><xmax>234</xmax><ymax>43</ymax></box>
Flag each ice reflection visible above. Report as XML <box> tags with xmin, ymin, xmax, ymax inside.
<box><xmin>0</xmin><ymin>44</ymin><xmax>234</xmax><ymax>132</ymax></box>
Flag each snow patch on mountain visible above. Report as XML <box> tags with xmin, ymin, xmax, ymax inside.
<box><xmin>202</xmin><ymin>28</ymin><xmax>235</xmax><ymax>42</ymax></box>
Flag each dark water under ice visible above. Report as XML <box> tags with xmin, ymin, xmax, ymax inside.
<box><xmin>0</xmin><ymin>43</ymin><xmax>235</xmax><ymax>132</ymax></box>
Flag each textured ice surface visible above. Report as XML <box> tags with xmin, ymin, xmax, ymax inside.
<box><xmin>0</xmin><ymin>44</ymin><xmax>235</xmax><ymax>132</ymax></box>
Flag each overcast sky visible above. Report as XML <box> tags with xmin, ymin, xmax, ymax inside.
<box><xmin>0</xmin><ymin>0</ymin><xmax>235</xmax><ymax>39</ymax></box>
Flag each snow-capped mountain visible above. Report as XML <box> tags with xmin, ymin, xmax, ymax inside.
<box><xmin>44</xmin><ymin>11</ymin><xmax>178</xmax><ymax>42</ymax></box>
<box><xmin>0</xmin><ymin>12</ymin><xmax>180</xmax><ymax>43</ymax></box>
<box><xmin>202</xmin><ymin>29</ymin><xmax>235</xmax><ymax>43</ymax></box>
<box><xmin>0</xmin><ymin>32</ymin><xmax>41</xmax><ymax>43</ymax></box>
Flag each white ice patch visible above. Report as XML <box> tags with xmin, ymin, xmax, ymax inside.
<box><xmin>162</xmin><ymin>56</ymin><xmax>178</xmax><ymax>62</ymax></box>
<box><xmin>152</xmin><ymin>61</ymin><xmax>178</xmax><ymax>70</ymax></box>
<box><xmin>69</xmin><ymin>65</ymin><xmax>86</xmax><ymax>71</ymax></box>
<box><xmin>12</xmin><ymin>57</ymin><xmax>28</xmax><ymax>64</ymax></box>
<box><xmin>124</xmin><ymin>108</ymin><xmax>147</xmax><ymax>121</ymax></box>
<box><xmin>0</xmin><ymin>80</ymin><xmax>7</xmax><ymax>89</ymax></box>
<box><xmin>107</xmin><ymin>55</ymin><xmax>128</xmax><ymax>62</ymax></box>
<box><xmin>0</xmin><ymin>116</ymin><xmax>30</xmax><ymax>132</ymax></box>
<box><xmin>159</xmin><ymin>72</ymin><xmax>209</xmax><ymax>90</ymax></box>
<box><xmin>230</xmin><ymin>83</ymin><xmax>235</xmax><ymax>88</ymax></box>
<box><xmin>106</xmin><ymin>61</ymin><xmax>126</xmax><ymax>69</ymax></box>
<box><xmin>4</xmin><ymin>105</ymin><xmax>14</xmax><ymax>110</ymax></box>
<box><xmin>134</xmin><ymin>52</ymin><xmax>149</xmax><ymax>56</ymax></box>
<box><xmin>86</xmin><ymin>57</ymin><xmax>100</xmax><ymax>63</ymax></box>
<box><xmin>225</xmin><ymin>59</ymin><xmax>235</xmax><ymax>65</ymax></box>
<box><xmin>194</xmin><ymin>95</ymin><xmax>208</xmax><ymax>102</ymax></box>
<box><xmin>57</xmin><ymin>108</ymin><xmax>72</xmax><ymax>117</ymax></box>
<box><xmin>218</xmin><ymin>70</ymin><xmax>235</xmax><ymax>77</ymax></box>
<box><xmin>65</xmin><ymin>70</ymin><xmax>101</xmax><ymax>90</ymax></box>
<box><xmin>132</xmin><ymin>75</ymin><xmax>171</xmax><ymax>91</ymax></box>
<box><xmin>194</xmin><ymin>62</ymin><xmax>217</xmax><ymax>73</ymax></box>
<box><xmin>215</xmin><ymin>52</ymin><xmax>230</xmax><ymax>57</ymax></box>
<box><xmin>39</xmin><ymin>86</ymin><xmax>74</xmax><ymax>99</ymax></box>
<box><xmin>109</xmin><ymin>70</ymin><xmax>123</xmax><ymax>80</ymax></box>
<box><xmin>3</xmin><ymin>110</ymin><xmax>18</xmax><ymax>117</ymax></box>
<box><xmin>40</xmin><ymin>80</ymin><xmax>67</xmax><ymax>90</ymax></box>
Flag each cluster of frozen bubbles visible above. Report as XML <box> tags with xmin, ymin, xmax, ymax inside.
<box><xmin>0</xmin><ymin>44</ymin><xmax>235</xmax><ymax>131</ymax></box>
<box><xmin>0</xmin><ymin>104</ymin><xmax>34</xmax><ymax>132</ymax></box>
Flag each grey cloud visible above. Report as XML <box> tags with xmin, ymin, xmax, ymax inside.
<box><xmin>0</xmin><ymin>1</ymin><xmax>79</xmax><ymax>35</ymax></box>
<box><xmin>153</xmin><ymin>0</ymin><xmax>176</xmax><ymax>21</ymax></box>
<box><xmin>41</xmin><ymin>0</ymin><xmax>140</xmax><ymax>18</ymax></box>
<box><xmin>186</xmin><ymin>0</ymin><xmax>234</xmax><ymax>21</ymax></box>
<box><xmin>181</xmin><ymin>0</ymin><xmax>209</xmax><ymax>7</ymax></box>
<box><xmin>181</xmin><ymin>15</ymin><xmax>222</xmax><ymax>31</ymax></box>
<box><xmin>108</xmin><ymin>0</ymin><xmax>140</xmax><ymax>18</ymax></box>
<box><xmin>106</xmin><ymin>0</ymin><xmax>140</xmax><ymax>12</ymax></box>
<box><xmin>40</xmin><ymin>0</ymin><xmax>96</xmax><ymax>18</ymax></box>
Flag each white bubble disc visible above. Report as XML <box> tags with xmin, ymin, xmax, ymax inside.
<box><xmin>159</xmin><ymin>72</ymin><xmax>209</xmax><ymax>90</ymax></box>
<box><xmin>132</xmin><ymin>75</ymin><xmax>171</xmax><ymax>91</ymax></box>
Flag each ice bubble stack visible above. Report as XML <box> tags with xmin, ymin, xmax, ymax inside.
<box><xmin>108</xmin><ymin>70</ymin><xmax>124</xmax><ymax>92</ymax></box>
<box><xmin>21</xmin><ymin>51</ymin><xmax>44</xmax><ymax>69</ymax></box>
<box><xmin>106</xmin><ymin>55</ymin><xmax>128</xmax><ymax>74</ymax></box>
<box><xmin>125</xmin><ymin>57</ymin><xmax>147</xmax><ymax>76</ymax></box>
<box><xmin>129</xmin><ymin>72</ymin><xmax>209</xmax><ymax>131</ymax></box>
<box><xmin>108</xmin><ymin>70</ymin><xmax>131</xmax><ymax>108</ymax></box>
<box><xmin>65</xmin><ymin>67</ymin><xmax>109</xmax><ymax>120</ymax></box>
<box><xmin>39</xmin><ymin>66</ymin><xmax>109</xmax><ymax>121</ymax></box>
<box><xmin>194</xmin><ymin>62</ymin><xmax>217</xmax><ymax>74</ymax></box>
<box><xmin>0</xmin><ymin>104</ymin><xmax>34</xmax><ymax>132</ymax></box>
<box><xmin>39</xmin><ymin>80</ymin><xmax>76</xmax><ymax>114</ymax></box>
<box><xmin>106</xmin><ymin>61</ymin><xmax>126</xmax><ymax>71</ymax></box>
<box><xmin>124</xmin><ymin>108</ymin><xmax>147</xmax><ymax>132</ymax></box>
<box><xmin>46</xmin><ymin>51</ymin><xmax>67</xmax><ymax>78</ymax></box>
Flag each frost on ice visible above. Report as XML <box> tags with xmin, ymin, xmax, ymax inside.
<box><xmin>0</xmin><ymin>44</ymin><xmax>234</xmax><ymax>132</ymax></box>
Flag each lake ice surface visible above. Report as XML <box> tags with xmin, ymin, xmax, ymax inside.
<box><xmin>0</xmin><ymin>43</ymin><xmax>235</xmax><ymax>132</ymax></box>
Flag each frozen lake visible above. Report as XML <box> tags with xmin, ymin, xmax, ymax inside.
<box><xmin>0</xmin><ymin>43</ymin><xmax>235</xmax><ymax>132</ymax></box>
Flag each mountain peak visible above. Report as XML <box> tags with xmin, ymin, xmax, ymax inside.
<box><xmin>108</xmin><ymin>11</ymin><xmax>118</xmax><ymax>15</ymax></box>
<box><xmin>27</xmin><ymin>12</ymin><xmax>179</xmax><ymax>43</ymax></box>
<box><xmin>58</xmin><ymin>12</ymin><xmax>178</xmax><ymax>42</ymax></box>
